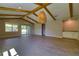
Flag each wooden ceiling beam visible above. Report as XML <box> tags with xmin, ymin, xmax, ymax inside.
<box><xmin>44</xmin><ymin>7</ymin><xmax>56</xmax><ymax>20</ymax></box>
<box><xmin>22</xmin><ymin>3</ymin><xmax>51</xmax><ymax>18</ymax></box>
<box><xmin>0</xmin><ymin>18</ymin><xmax>21</xmax><ymax>19</ymax></box>
<box><xmin>35</xmin><ymin>3</ymin><xmax>56</xmax><ymax>20</ymax></box>
<box><xmin>32</xmin><ymin>3</ymin><xmax>50</xmax><ymax>13</ymax></box>
<box><xmin>21</xmin><ymin>18</ymin><xmax>34</xmax><ymax>24</ymax></box>
<box><xmin>35</xmin><ymin>3</ymin><xmax>51</xmax><ymax>7</ymax></box>
<box><xmin>21</xmin><ymin>3</ymin><xmax>51</xmax><ymax>22</ymax></box>
<box><xmin>0</xmin><ymin>17</ymin><xmax>34</xmax><ymax>24</ymax></box>
<box><xmin>69</xmin><ymin>3</ymin><xmax>73</xmax><ymax>17</ymax></box>
<box><xmin>0</xmin><ymin>14</ymin><xmax>24</xmax><ymax>16</ymax></box>
<box><xmin>35</xmin><ymin>3</ymin><xmax>44</xmax><ymax>6</ymax></box>
<box><xmin>0</xmin><ymin>7</ymin><xmax>31</xmax><ymax>13</ymax></box>
<box><xmin>33</xmin><ymin>13</ymin><xmax>38</xmax><ymax>16</ymax></box>
<box><xmin>27</xmin><ymin>16</ymin><xmax>38</xmax><ymax>23</ymax></box>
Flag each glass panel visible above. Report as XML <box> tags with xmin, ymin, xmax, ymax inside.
<box><xmin>5</xmin><ymin>23</ymin><xmax>18</xmax><ymax>32</ymax></box>
<box><xmin>5</xmin><ymin>23</ymin><xmax>12</xmax><ymax>32</ymax></box>
<box><xmin>13</xmin><ymin>24</ymin><xmax>18</xmax><ymax>32</ymax></box>
<box><xmin>21</xmin><ymin>25</ymin><xmax>31</xmax><ymax>35</ymax></box>
<box><xmin>26</xmin><ymin>26</ymin><xmax>30</xmax><ymax>35</ymax></box>
<box><xmin>21</xmin><ymin>25</ymin><xmax>26</xmax><ymax>29</ymax></box>
<box><xmin>21</xmin><ymin>25</ymin><xmax>27</xmax><ymax>34</ymax></box>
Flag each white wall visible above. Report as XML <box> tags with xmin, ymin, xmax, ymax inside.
<box><xmin>34</xmin><ymin>13</ymin><xmax>79</xmax><ymax>40</ymax></box>
<box><xmin>34</xmin><ymin>23</ymin><xmax>41</xmax><ymax>35</ymax></box>
<box><xmin>63</xmin><ymin>19</ymin><xmax>79</xmax><ymax>40</ymax></box>
<box><xmin>34</xmin><ymin>4</ymin><xmax>69</xmax><ymax>38</ymax></box>
<box><xmin>63</xmin><ymin>32</ymin><xmax>79</xmax><ymax>39</ymax></box>
<box><xmin>34</xmin><ymin>9</ymin><xmax>63</xmax><ymax>38</ymax></box>
<box><xmin>34</xmin><ymin>4</ymin><xmax>79</xmax><ymax>39</ymax></box>
<box><xmin>34</xmin><ymin>18</ymin><xmax>79</xmax><ymax>39</ymax></box>
<box><xmin>34</xmin><ymin>19</ymin><xmax>62</xmax><ymax>38</ymax></box>
<box><xmin>45</xmin><ymin>16</ymin><xmax>62</xmax><ymax>38</ymax></box>
<box><xmin>0</xmin><ymin>19</ymin><xmax>33</xmax><ymax>38</ymax></box>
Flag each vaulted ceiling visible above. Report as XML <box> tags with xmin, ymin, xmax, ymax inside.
<box><xmin>0</xmin><ymin>3</ymin><xmax>79</xmax><ymax>23</ymax></box>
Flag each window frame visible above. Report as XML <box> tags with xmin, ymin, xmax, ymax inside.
<box><xmin>5</xmin><ymin>23</ymin><xmax>18</xmax><ymax>32</ymax></box>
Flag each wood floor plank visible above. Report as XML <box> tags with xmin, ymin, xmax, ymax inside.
<box><xmin>0</xmin><ymin>35</ymin><xmax>79</xmax><ymax>56</ymax></box>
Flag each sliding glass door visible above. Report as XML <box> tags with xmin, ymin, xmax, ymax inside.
<box><xmin>21</xmin><ymin>25</ymin><xmax>31</xmax><ymax>35</ymax></box>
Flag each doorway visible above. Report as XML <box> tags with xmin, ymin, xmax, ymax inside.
<box><xmin>21</xmin><ymin>25</ymin><xmax>31</xmax><ymax>35</ymax></box>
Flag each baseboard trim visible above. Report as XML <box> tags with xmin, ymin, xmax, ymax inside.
<box><xmin>33</xmin><ymin>35</ymin><xmax>63</xmax><ymax>39</ymax></box>
<box><xmin>62</xmin><ymin>37</ymin><xmax>78</xmax><ymax>40</ymax></box>
<box><xmin>33</xmin><ymin>35</ymin><xmax>78</xmax><ymax>40</ymax></box>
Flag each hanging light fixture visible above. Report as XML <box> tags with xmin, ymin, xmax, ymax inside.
<box><xmin>37</xmin><ymin>11</ymin><xmax>47</xmax><ymax>24</ymax></box>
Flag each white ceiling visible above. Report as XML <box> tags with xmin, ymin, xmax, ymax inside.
<box><xmin>28</xmin><ymin>14</ymin><xmax>38</xmax><ymax>21</ymax></box>
<box><xmin>28</xmin><ymin>3</ymin><xmax>79</xmax><ymax>22</ymax></box>
<box><xmin>0</xmin><ymin>3</ymin><xmax>37</xmax><ymax>10</ymax></box>
<box><xmin>0</xmin><ymin>10</ymin><xmax>26</xmax><ymax>15</ymax></box>
<box><xmin>0</xmin><ymin>3</ymin><xmax>79</xmax><ymax>22</ymax></box>
<box><xmin>47</xmin><ymin>3</ymin><xmax>69</xmax><ymax>20</ymax></box>
<box><xmin>24</xmin><ymin>16</ymin><xmax>36</xmax><ymax>23</ymax></box>
<box><xmin>0</xmin><ymin>16</ymin><xmax>21</xmax><ymax>18</ymax></box>
<box><xmin>73</xmin><ymin>3</ymin><xmax>79</xmax><ymax>18</ymax></box>
<box><xmin>0</xmin><ymin>3</ymin><xmax>38</xmax><ymax>15</ymax></box>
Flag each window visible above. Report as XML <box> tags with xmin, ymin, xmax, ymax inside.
<box><xmin>13</xmin><ymin>24</ymin><xmax>18</xmax><ymax>32</ymax></box>
<box><xmin>21</xmin><ymin>25</ymin><xmax>31</xmax><ymax>35</ymax></box>
<box><xmin>5</xmin><ymin>23</ymin><xmax>18</xmax><ymax>32</ymax></box>
<box><xmin>5</xmin><ymin>23</ymin><xmax>12</xmax><ymax>32</ymax></box>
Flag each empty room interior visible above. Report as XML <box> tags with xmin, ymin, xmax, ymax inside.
<box><xmin>0</xmin><ymin>3</ymin><xmax>79</xmax><ymax>56</ymax></box>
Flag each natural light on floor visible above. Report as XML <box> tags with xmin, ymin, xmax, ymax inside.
<box><xmin>3</xmin><ymin>48</ymin><xmax>19</xmax><ymax>56</ymax></box>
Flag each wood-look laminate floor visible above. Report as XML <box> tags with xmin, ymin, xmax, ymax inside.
<box><xmin>0</xmin><ymin>35</ymin><xmax>79</xmax><ymax>56</ymax></box>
